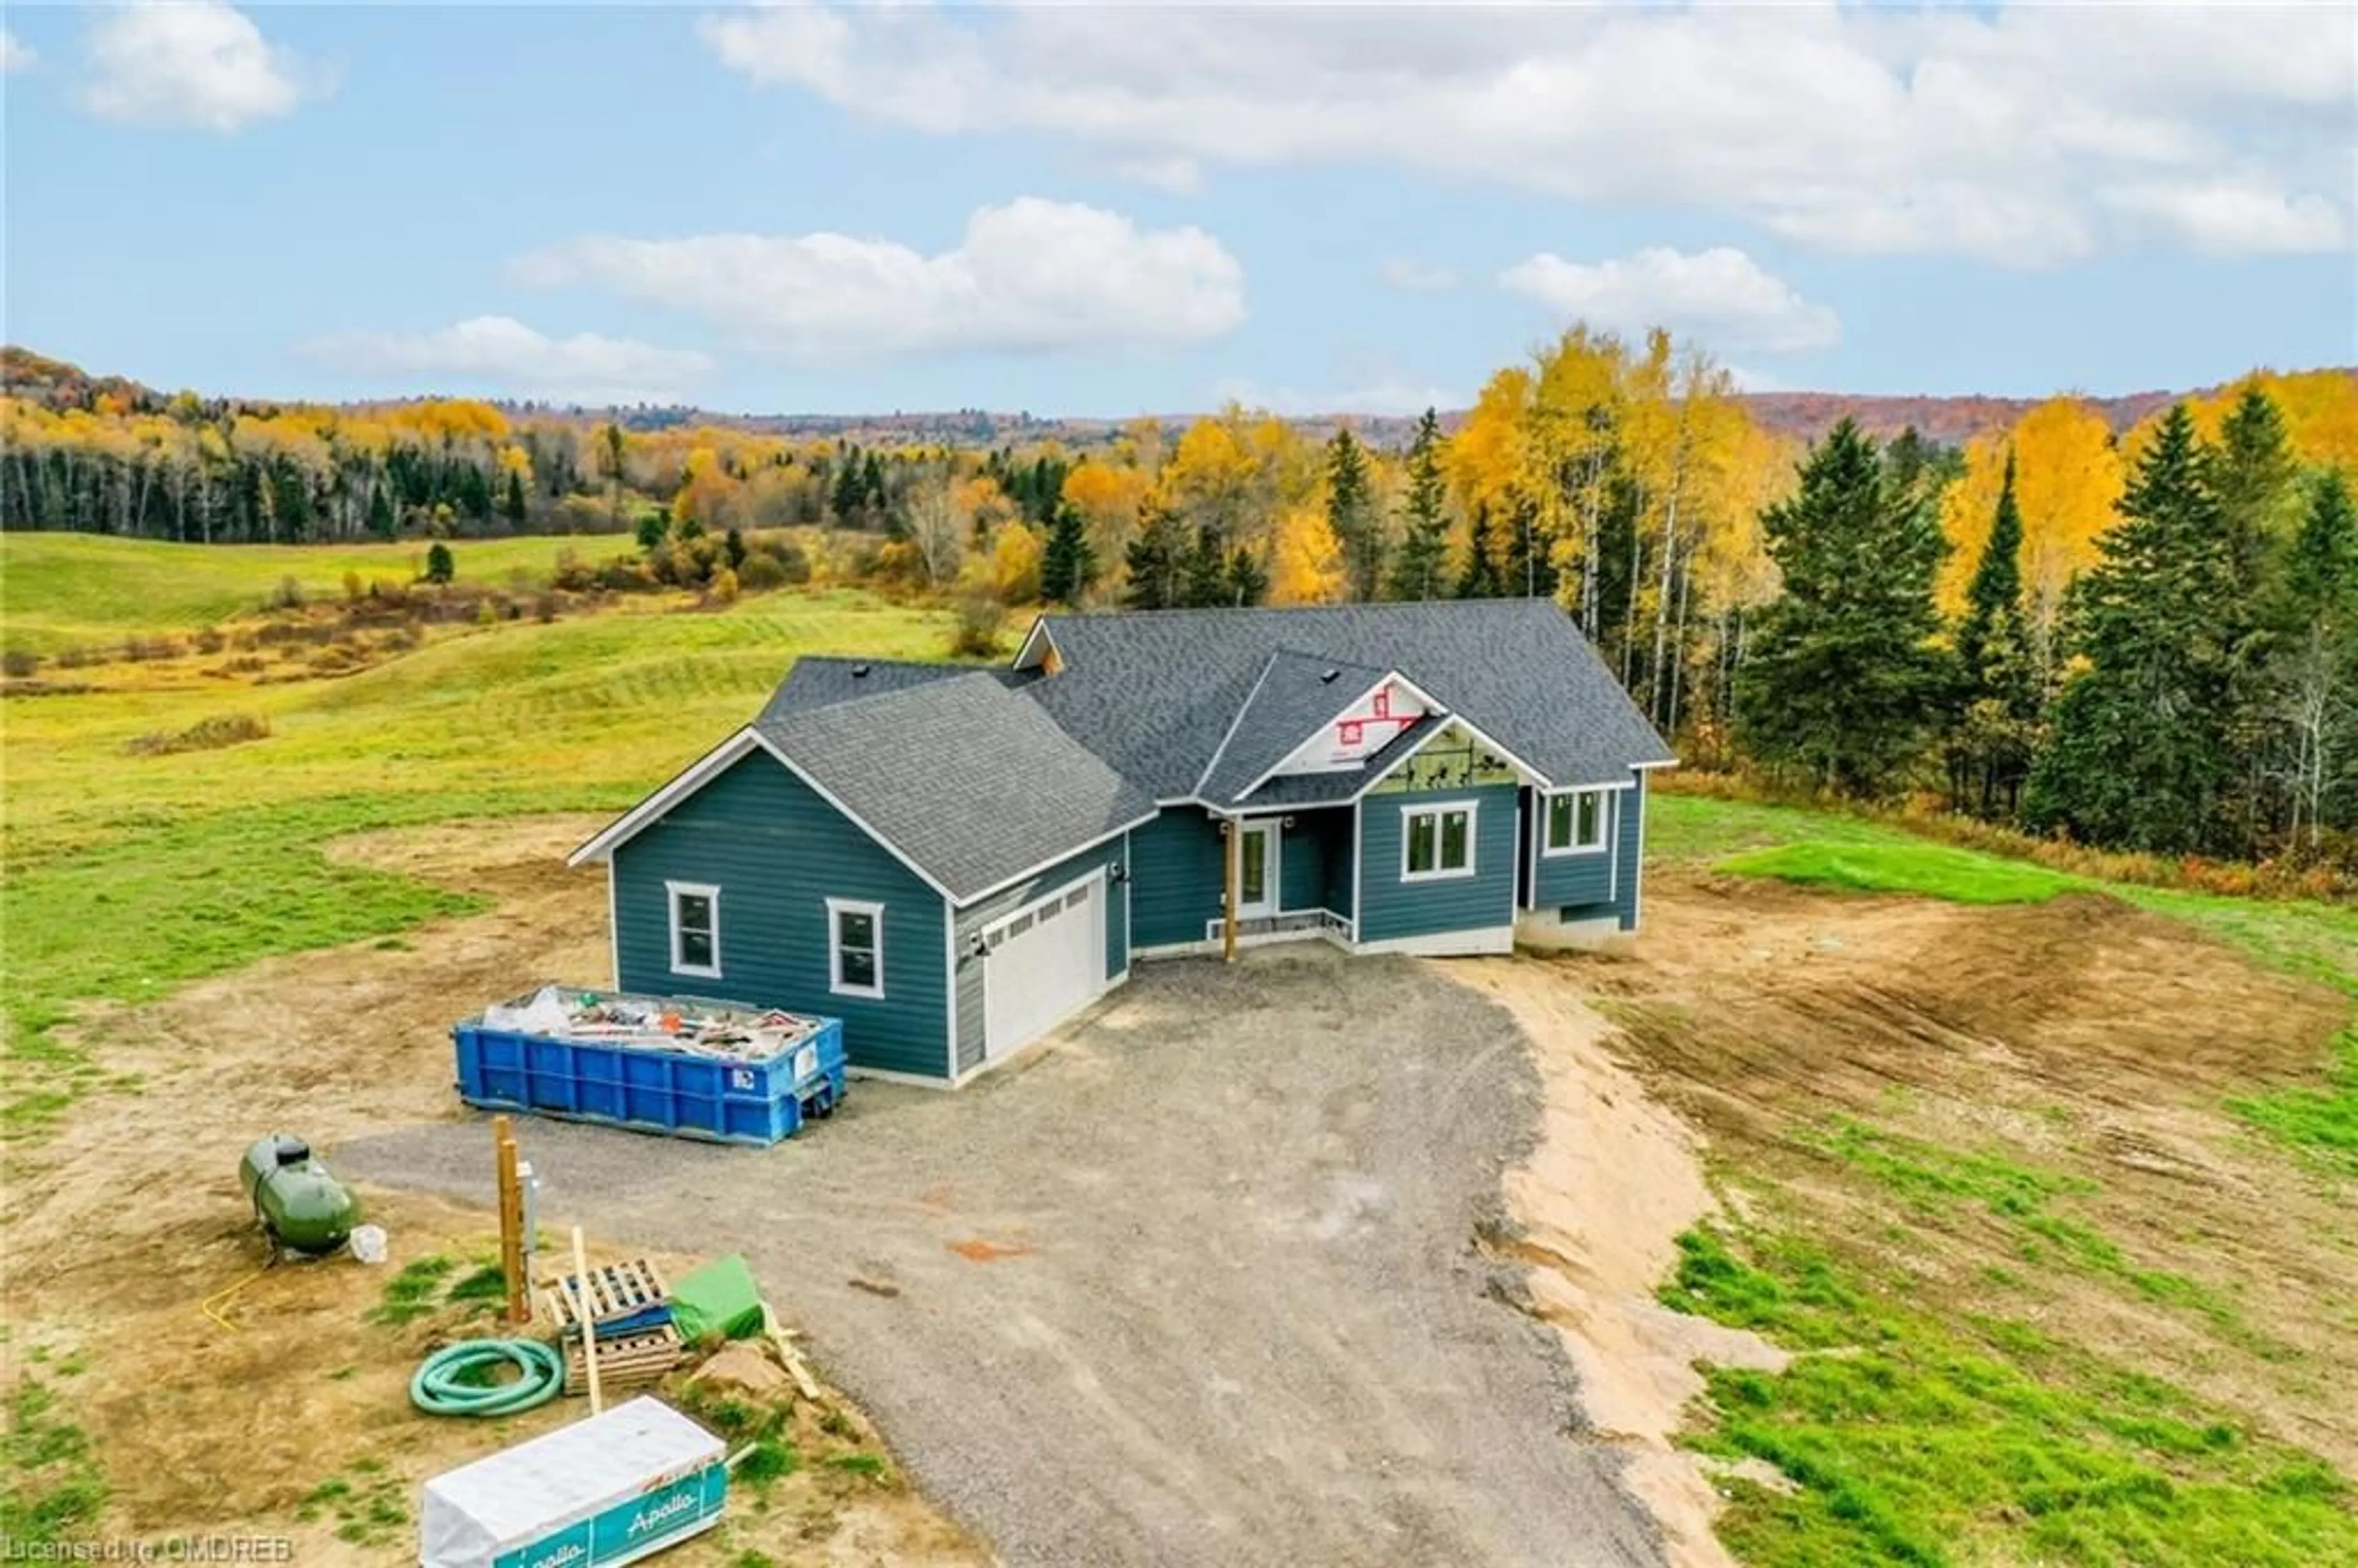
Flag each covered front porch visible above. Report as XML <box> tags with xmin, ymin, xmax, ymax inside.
<box><xmin>1206</xmin><ymin>807</ymin><xmax>1358</xmax><ymax>955</ymax></box>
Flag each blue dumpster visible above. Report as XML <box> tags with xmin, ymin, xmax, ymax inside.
<box><xmin>453</xmin><ymin>986</ymin><xmax>846</xmax><ymax>1147</ymax></box>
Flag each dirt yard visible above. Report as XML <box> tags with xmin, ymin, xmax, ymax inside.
<box><xmin>0</xmin><ymin>816</ymin><xmax>982</xmax><ymax>1566</ymax></box>
<box><xmin>1547</xmin><ymin>867</ymin><xmax>2358</xmax><ymax>1476</ymax></box>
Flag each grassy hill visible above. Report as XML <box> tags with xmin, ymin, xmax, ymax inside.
<box><xmin>0</xmin><ymin>532</ymin><xmax>623</xmax><ymax>655</ymax></box>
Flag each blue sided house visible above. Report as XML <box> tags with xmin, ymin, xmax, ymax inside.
<box><xmin>569</xmin><ymin>600</ymin><xmax>1676</xmax><ymax>1087</ymax></box>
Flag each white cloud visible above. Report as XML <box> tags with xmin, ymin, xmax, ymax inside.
<box><xmin>1213</xmin><ymin>373</ymin><xmax>1461</xmax><ymax>418</ymax></box>
<box><xmin>79</xmin><ymin>1</ymin><xmax>316</xmax><ymax>132</ymax></box>
<box><xmin>2</xmin><ymin>30</ymin><xmax>34</xmax><ymax>74</ymax></box>
<box><xmin>299</xmin><ymin>317</ymin><xmax>715</xmax><ymax>404</ymax></box>
<box><xmin>2104</xmin><ymin>181</ymin><xmax>2349</xmax><ymax>257</ymax></box>
<box><xmin>1379</xmin><ymin>258</ymin><xmax>1458</xmax><ymax>292</ymax></box>
<box><xmin>513</xmin><ymin>198</ymin><xmax>1245</xmax><ymax>362</ymax></box>
<box><xmin>696</xmin><ymin>3</ymin><xmax>2354</xmax><ymax>265</ymax></box>
<box><xmin>1501</xmin><ymin>247</ymin><xmax>1841</xmax><ymax>354</ymax></box>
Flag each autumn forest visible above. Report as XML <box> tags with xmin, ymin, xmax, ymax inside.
<box><xmin>5</xmin><ymin>342</ymin><xmax>2356</xmax><ymax>867</ymax></box>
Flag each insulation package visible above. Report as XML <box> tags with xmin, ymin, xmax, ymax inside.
<box><xmin>419</xmin><ymin>1396</ymin><xmax>726</xmax><ymax>1568</ymax></box>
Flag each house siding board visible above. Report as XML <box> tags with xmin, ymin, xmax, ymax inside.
<box><xmin>1319</xmin><ymin>812</ymin><xmax>1355</xmax><ymax>918</ymax></box>
<box><xmin>1277</xmin><ymin>813</ymin><xmax>1327</xmax><ymax>914</ymax></box>
<box><xmin>1129</xmin><ymin>807</ymin><xmax>1226</xmax><ymax>949</ymax></box>
<box><xmin>1533</xmin><ymin>789</ymin><xmax>1617</xmax><ymax>908</ymax></box>
<box><xmin>951</xmin><ymin>839</ymin><xmax>1126</xmax><ymax>1069</ymax></box>
<box><xmin>612</xmin><ymin>753</ymin><xmax>950</xmax><ymax>1080</ymax></box>
<box><xmin>1358</xmin><ymin>783</ymin><xmax>1519</xmax><ymax>944</ymax></box>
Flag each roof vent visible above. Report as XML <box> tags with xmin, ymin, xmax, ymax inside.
<box><xmin>850</xmin><ymin>663</ymin><xmax>870</xmax><ymax>678</ymax></box>
<box><xmin>1319</xmin><ymin>669</ymin><xmax>1339</xmax><ymax>683</ymax></box>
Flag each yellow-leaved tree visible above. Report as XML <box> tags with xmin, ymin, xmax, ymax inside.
<box><xmin>1269</xmin><ymin>503</ymin><xmax>1345</xmax><ymax>605</ymax></box>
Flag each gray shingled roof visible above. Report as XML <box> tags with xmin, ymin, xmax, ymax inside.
<box><xmin>1028</xmin><ymin>600</ymin><xmax>1675</xmax><ymax>797</ymax></box>
<box><xmin>1194</xmin><ymin>650</ymin><xmax>1391</xmax><ymax>804</ymax></box>
<box><xmin>753</xmin><ymin>672</ymin><xmax>1154</xmax><ymax>902</ymax></box>
<box><xmin>761</xmin><ymin>656</ymin><xmax>1011</xmax><ymax>722</ymax></box>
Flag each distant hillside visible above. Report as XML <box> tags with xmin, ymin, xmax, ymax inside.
<box><xmin>6</xmin><ymin>343</ymin><xmax>2343</xmax><ymax>452</ymax></box>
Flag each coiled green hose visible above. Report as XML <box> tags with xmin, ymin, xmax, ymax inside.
<box><xmin>410</xmin><ymin>1338</ymin><xmax>566</xmax><ymax>1416</ymax></box>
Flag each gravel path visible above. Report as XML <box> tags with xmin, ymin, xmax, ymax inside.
<box><xmin>345</xmin><ymin>947</ymin><xmax>1666</xmax><ymax>1568</ymax></box>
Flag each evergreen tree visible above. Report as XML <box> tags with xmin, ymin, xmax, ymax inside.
<box><xmin>1734</xmin><ymin>418</ymin><xmax>1948</xmax><ymax>797</ymax></box>
<box><xmin>1040</xmin><ymin>500</ymin><xmax>1097</xmax><ymax>606</ymax></box>
<box><xmin>1948</xmin><ymin>450</ymin><xmax>2041</xmax><ymax>816</ymax></box>
<box><xmin>1182</xmin><ymin>527</ymin><xmax>1231</xmax><ymax>607</ymax></box>
<box><xmin>1388</xmin><ymin>408</ymin><xmax>1450</xmax><ymax>601</ymax></box>
<box><xmin>1455</xmin><ymin>502</ymin><xmax>1504</xmax><ymax>599</ymax></box>
<box><xmin>830</xmin><ymin>444</ymin><xmax>867</xmax><ymax>524</ymax></box>
<box><xmin>2214</xmin><ymin>383</ymin><xmax>2303</xmax><ymax>586</ymax></box>
<box><xmin>1956</xmin><ymin>450</ymin><xmax>2026</xmax><ymax>690</ymax></box>
<box><xmin>634</xmin><ymin>511</ymin><xmax>667</xmax><ymax>553</ymax></box>
<box><xmin>1226</xmin><ymin>543</ymin><xmax>1270</xmax><ymax>607</ymax></box>
<box><xmin>1123</xmin><ymin>502</ymin><xmax>1187</xmax><ymax>610</ymax></box>
<box><xmin>2025</xmin><ymin>404</ymin><xmax>2238</xmax><ymax>851</ymax></box>
<box><xmin>423</xmin><ymin>541</ymin><xmax>455</xmax><ymax>584</ymax></box>
<box><xmin>723</xmin><ymin>526</ymin><xmax>747</xmax><ymax>570</ymax></box>
<box><xmin>2274</xmin><ymin>471</ymin><xmax>2358</xmax><ymax>849</ymax></box>
<box><xmin>455</xmin><ymin>461</ymin><xmax>492</xmax><ymax>521</ymax></box>
<box><xmin>503</xmin><ymin>468</ymin><xmax>528</xmax><ymax>527</ymax></box>
<box><xmin>1325</xmin><ymin>429</ymin><xmax>1383</xmax><ymax>601</ymax></box>
<box><xmin>366</xmin><ymin>483</ymin><xmax>397</xmax><ymax>541</ymax></box>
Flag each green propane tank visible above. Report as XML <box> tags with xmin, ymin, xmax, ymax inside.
<box><xmin>238</xmin><ymin>1133</ymin><xmax>360</xmax><ymax>1257</ymax></box>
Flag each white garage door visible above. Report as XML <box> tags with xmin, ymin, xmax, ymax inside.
<box><xmin>982</xmin><ymin>874</ymin><xmax>1105</xmax><ymax>1061</ymax></box>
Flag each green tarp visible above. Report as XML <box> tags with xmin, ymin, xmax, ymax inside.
<box><xmin>670</xmin><ymin>1253</ymin><xmax>766</xmax><ymax>1343</ymax></box>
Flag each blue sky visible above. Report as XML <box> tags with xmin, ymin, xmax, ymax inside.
<box><xmin>4</xmin><ymin>2</ymin><xmax>2352</xmax><ymax>416</ymax></box>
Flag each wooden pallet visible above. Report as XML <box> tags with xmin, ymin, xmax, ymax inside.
<box><xmin>538</xmin><ymin>1256</ymin><xmax>672</xmax><ymax>1335</ymax></box>
<box><xmin>562</xmin><ymin>1324</ymin><xmax>685</xmax><ymax>1397</ymax></box>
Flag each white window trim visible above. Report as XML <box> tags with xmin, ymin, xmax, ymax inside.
<box><xmin>827</xmin><ymin>897</ymin><xmax>887</xmax><ymax>1000</ymax></box>
<box><xmin>1399</xmin><ymin>800</ymin><xmax>1479</xmax><ymax>883</ymax></box>
<box><xmin>1542</xmin><ymin>788</ymin><xmax>1609</xmax><ymax>858</ymax></box>
<box><xmin>666</xmin><ymin>880</ymin><xmax>722</xmax><ymax>979</ymax></box>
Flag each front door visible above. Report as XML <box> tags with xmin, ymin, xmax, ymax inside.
<box><xmin>1236</xmin><ymin>821</ymin><xmax>1277</xmax><ymax>920</ymax></box>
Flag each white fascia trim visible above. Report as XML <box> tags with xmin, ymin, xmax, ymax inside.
<box><xmin>1228</xmin><ymin>667</ymin><xmax>1433</xmax><ymax>804</ymax></box>
<box><xmin>1011</xmin><ymin>616</ymin><xmax>1062</xmax><ymax>672</ymax></box>
<box><xmin>1630</xmin><ymin>758</ymin><xmax>1682</xmax><ymax>770</ymax></box>
<box><xmin>665</xmin><ymin>879</ymin><xmax>723</xmax><ymax>980</ymax></box>
<box><xmin>952</xmin><ymin>810</ymin><xmax>1160</xmax><ymax>911</ymax></box>
<box><xmin>569</xmin><ymin>727</ymin><xmax>766</xmax><ymax>866</ymax></box>
<box><xmin>1190</xmin><ymin>650</ymin><xmax>1285</xmax><ymax>799</ymax></box>
<box><xmin>1399</xmin><ymin>798</ymin><xmax>1481</xmax><ymax>883</ymax></box>
<box><xmin>1346</xmin><ymin>710</ymin><xmax>1550</xmax><ymax>802</ymax></box>
<box><xmin>1539</xmin><ymin>786</ymin><xmax>1612</xmax><ymax>858</ymax></box>
<box><xmin>825</xmin><ymin>896</ymin><xmax>887</xmax><ymax>999</ymax></box>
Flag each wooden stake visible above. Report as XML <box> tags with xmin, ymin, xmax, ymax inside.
<box><xmin>762</xmin><ymin>1302</ymin><xmax>822</xmax><ymax>1403</ymax></box>
<box><xmin>1221</xmin><ymin>818</ymin><xmax>1239</xmax><ymax>963</ymax></box>
<box><xmin>494</xmin><ymin>1117</ymin><xmax>528</xmax><ymax>1326</ymax></box>
<box><xmin>570</xmin><ymin>1226</ymin><xmax>603</xmax><ymax>1415</ymax></box>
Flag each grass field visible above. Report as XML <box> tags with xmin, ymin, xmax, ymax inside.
<box><xmin>0</xmin><ymin>532</ymin><xmax>626</xmax><ymax>654</ymax></box>
<box><xmin>1</xmin><ymin>583</ymin><xmax>954</xmax><ymax>1128</ymax></box>
<box><xmin>1643</xmin><ymin>791</ymin><xmax>2358</xmax><ymax>1565</ymax></box>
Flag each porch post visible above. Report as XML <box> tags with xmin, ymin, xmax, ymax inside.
<box><xmin>1221</xmin><ymin>816</ymin><xmax>1239</xmax><ymax>962</ymax></box>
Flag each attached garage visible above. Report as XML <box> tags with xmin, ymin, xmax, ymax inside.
<box><xmin>981</xmin><ymin>872</ymin><xmax>1108</xmax><ymax>1063</ymax></box>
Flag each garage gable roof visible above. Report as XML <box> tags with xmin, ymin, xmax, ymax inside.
<box><xmin>753</xmin><ymin>672</ymin><xmax>1157</xmax><ymax>904</ymax></box>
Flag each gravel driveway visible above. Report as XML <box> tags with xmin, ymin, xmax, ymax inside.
<box><xmin>345</xmin><ymin>946</ymin><xmax>1665</xmax><ymax>1568</ymax></box>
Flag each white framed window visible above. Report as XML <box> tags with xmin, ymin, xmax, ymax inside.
<box><xmin>1544</xmin><ymin>790</ymin><xmax>1608</xmax><ymax>856</ymax></box>
<box><xmin>826</xmin><ymin>898</ymin><xmax>885</xmax><ymax>999</ymax></box>
<box><xmin>1401</xmin><ymin>801</ymin><xmax>1477</xmax><ymax>882</ymax></box>
<box><xmin>666</xmin><ymin>881</ymin><xmax>722</xmax><ymax>978</ymax></box>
